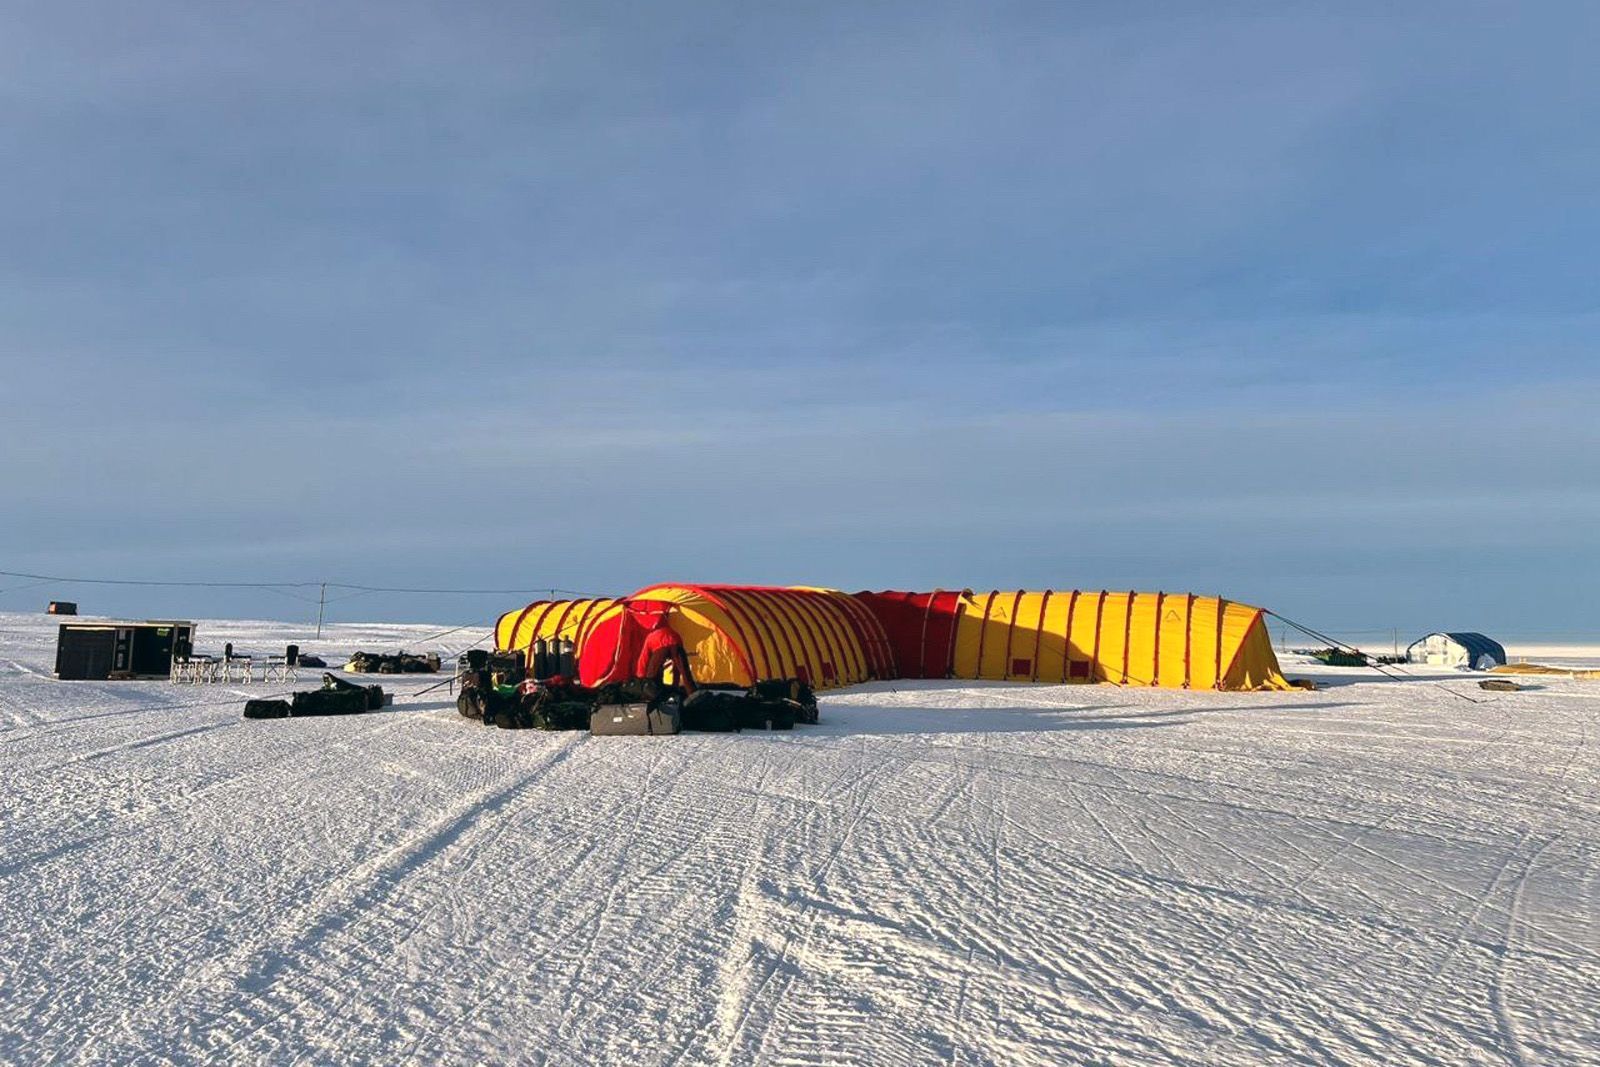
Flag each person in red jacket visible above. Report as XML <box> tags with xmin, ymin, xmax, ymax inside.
<box><xmin>635</xmin><ymin>611</ymin><xmax>696</xmax><ymax>699</ymax></box>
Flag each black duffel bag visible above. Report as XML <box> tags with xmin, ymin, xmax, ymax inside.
<box><xmin>322</xmin><ymin>672</ymin><xmax>386</xmax><ymax>711</ymax></box>
<box><xmin>243</xmin><ymin>699</ymin><xmax>291</xmax><ymax>720</ymax></box>
<box><xmin>680</xmin><ymin>690</ymin><xmax>746</xmax><ymax>732</ymax></box>
<box><xmin>752</xmin><ymin>679</ymin><xmax>818</xmax><ymax>724</ymax></box>
<box><xmin>290</xmin><ymin>687</ymin><xmax>369</xmax><ymax>716</ymax></box>
<box><xmin>534</xmin><ymin>700</ymin><xmax>594</xmax><ymax>731</ymax></box>
<box><xmin>490</xmin><ymin>702</ymin><xmax>537</xmax><ymax>729</ymax></box>
<box><xmin>738</xmin><ymin>700</ymin><xmax>796</xmax><ymax>731</ymax></box>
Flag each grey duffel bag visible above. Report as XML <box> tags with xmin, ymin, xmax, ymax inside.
<box><xmin>590</xmin><ymin>700</ymin><xmax>681</xmax><ymax>736</ymax></box>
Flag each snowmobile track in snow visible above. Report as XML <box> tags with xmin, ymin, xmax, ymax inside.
<box><xmin>2</xmin><ymin>615</ymin><xmax>1599</xmax><ymax>1065</ymax></box>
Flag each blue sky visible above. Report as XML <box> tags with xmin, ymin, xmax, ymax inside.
<box><xmin>2</xmin><ymin>2</ymin><xmax>1597</xmax><ymax>638</ymax></box>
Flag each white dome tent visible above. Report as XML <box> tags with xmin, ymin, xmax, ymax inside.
<box><xmin>1406</xmin><ymin>632</ymin><xmax>1507</xmax><ymax>670</ymax></box>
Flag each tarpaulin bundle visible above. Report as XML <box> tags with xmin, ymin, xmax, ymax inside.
<box><xmin>1491</xmin><ymin>663</ymin><xmax>1600</xmax><ymax>680</ymax></box>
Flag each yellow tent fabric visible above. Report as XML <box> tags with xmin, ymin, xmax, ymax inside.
<box><xmin>494</xmin><ymin>597</ymin><xmax>622</xmax><ymax>667</ymax></box>
<box><xmin>626</xmin><ymin>584</ymin><xmax>885</xmax><ymax>690</ymax></box>
<box><xmin>948</xmin><ymin>590</ymin><xmax>1291</xmax><ymax>691</ymax></box>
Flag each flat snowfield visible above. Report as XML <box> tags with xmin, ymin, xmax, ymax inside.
<box><xmin>2</xmin><ymin>614</ymin><xmax>1596</xmax><ymax>1066</ymax></box>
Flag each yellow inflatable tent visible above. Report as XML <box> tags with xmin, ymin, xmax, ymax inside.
<box><xmin>497</xmin><ymin>587</ymin><xmax>1292</xmax><ymax>692</ymax></box>
<box><xmin>856</xmin><ymin>589</ymin><xmax>1292</xmax><ymax>690</ymax></box>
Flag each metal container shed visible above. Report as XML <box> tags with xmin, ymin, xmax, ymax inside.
<box><xmin>55</xmin><ymin>621</ymin><xmax>196</xmax><ymax>680</ymax></box>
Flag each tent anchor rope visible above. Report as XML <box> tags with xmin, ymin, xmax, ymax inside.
<box><xmin>1265</xmin><ymin>611</ymin><xmax>1483</xmax><ymax>704</ymax></box>
<box><xmin>408</xmin><ymin>630</ymin><xmax>498</xmax><ymax>698</ymax></box>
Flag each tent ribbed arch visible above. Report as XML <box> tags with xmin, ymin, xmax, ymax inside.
<box><xmin>714</xmin><ymin>587</ymin><xmax>783</xmax><ymax>679</ymax></box>
<box><xmin>493</xmin><ymin>603</ymin><xmax>530</xmax><ymax>652</ymax></box>
<box><xmin>495</xmin><ymin>600</ymin><xmax>556</xmax><ymax>654</ymax></box>
<box><xmin>827</xmin><ymin>589</ymin><xmax>897</xmax><ymax>679</ymax></box>
<box><xmin>919</xmin><ymin>590</ymin><xmax>943</xmax><ymax>677</ymax></box>
<box><xmin>744</xmin><ymin>588</ymin><xmax>808</xmax><ymax>679</ymax></box>
<box><xmin>787</xmin><ymin>592</ymin><xmax>843</xmax><ymax>678</ymax></box>
<box><xmin>512</xmin><ymin>602</ymin><xmax>563</xmax><ymax>658</ymax></box>
<box><xmin>718</xmin><ymin>586</ymin><xmax>842</xmax><ymax>687</ymax></box>
<box><xmin>751</xmin><ymin>588</ymin><xmax>821</xmax><ymax>681</ymax></box>
<box><xmin>1026</xmin><ymin>589</ymin><xmax>1053</xmax><ymax>682</ymax></box>
<box><xmin>619</xmin><ymin>583</ymin><xmax>878</xmax><ymax>690</ymax></box>
<box><xmin>808</xmin><ymin>588</ymin><xmax>877</xmax><ymax>683</ymax></box>
<box><xmin>781</xmin><ymin>587</ymin><xmax>869</xmax><ymax>685</ymax></box>
<box><xmin>795</xmin><ymin>590</ymin><xmax>871</xmax><ymax>683</ymax></box>
<box><xmin>571</xmin><ymin>598</ymin><xmax>621</xmax><ymax>647</ymax></box>
<box><xmin>547</xmin><ymin>599</ymin><xmax>584</xmax><ymax>649</ymax></box>
<box><xmin>849</xmin><ymin>590</ymin><xmax>921</xmax><ymax>677</ymax></box>
<box><xmin>776</xmin><ymin>590</ymin><xmax>844</xmax><ymax>680</ymax></box>
<box><xmin>807</xmin><ymin>588</ymin><xmax>879</xmax><ymax>684</ymax></box>
<box><xmin>850</xmin><ymin>589</ymin><xmax>965</xmax><ymax>678</ymax></box>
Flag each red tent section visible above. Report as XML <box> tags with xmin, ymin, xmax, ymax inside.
<box><xmin>576</xmin><ymin>600</ymin><xmax>673</xmax><ymax>688</ymax></box>
<box><xmin>853</xmin><ymin>590</ymin><xmax>968</xmax><ymax>679</ymax></box>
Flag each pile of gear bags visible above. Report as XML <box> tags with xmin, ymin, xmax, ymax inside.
<box><xmin>343</xmin><ymin>651</ymin><xmax>441</xmax><ymax>674</ymax></box>
<box><xmin>243</xmin><ymin>673</ymin><xmax>389</xmax><ymax>719</ymax></box>
<box><xmin>240</xmin><ymin>651</ymin><xmax>820</xmax><ymax>737</ymax></box>
<box><xmin>454</xmin><ymin>650</ymin><xmax>817</xmax><ymax>736</ymax></box>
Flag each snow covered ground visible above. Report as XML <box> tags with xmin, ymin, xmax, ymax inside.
<box><xmin>2</xmin><ymin>611</ymin><xmax>1596</xmax><ymax>1066</ymax></box>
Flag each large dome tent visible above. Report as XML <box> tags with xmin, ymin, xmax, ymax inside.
<box><xmin>495</xmin><ymin>585</ymin><xmax>1292</xmax><ymax>693</ymax></box>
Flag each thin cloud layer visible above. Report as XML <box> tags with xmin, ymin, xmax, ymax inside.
<box><xmin>1</xmin><ymin>3</ymin><xmax>1596</xmax><ymax>633</ymax></box>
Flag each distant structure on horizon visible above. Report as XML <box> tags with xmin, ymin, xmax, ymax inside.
<box><xmin>1406</xmin><ymin>632</ymin><xmax>1507</xmax><ymax>670</ymax></box>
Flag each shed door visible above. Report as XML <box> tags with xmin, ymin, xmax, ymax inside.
<box><xmin>57</xmin><ymin>630</ymin><xmax>116</xmax><ymax>680</ymax></box>
<box><xmin>131</xmin><ymin>626</ymin><xmax>176</xmax><ymax>676</ymax></box>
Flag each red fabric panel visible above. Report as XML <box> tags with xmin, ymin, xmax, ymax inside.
<box><xmin>578</xmin><ymin>600</ymin><xmax>672</xmax><ymax>686</ymax></box>
<box><xmin>851</xmin><ymin>589</ymin><xmax>966</xmax><ymax>679</ymax></box>
<box><xmin>577</xmin><ymin>612</ymin><xmax>627</xmax><ymax>686</ymax></box>
<box><xmin>852</xmin><ymin>591</ymin><xmax>928</xmax><ymax>678</ymax></box>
